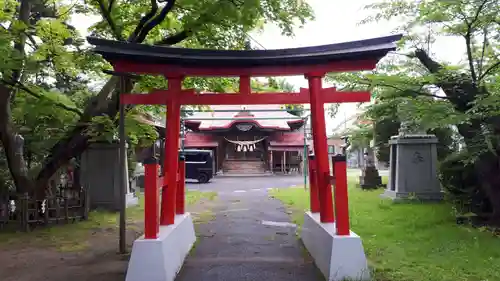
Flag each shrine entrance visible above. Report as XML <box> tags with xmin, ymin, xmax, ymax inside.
<box><xmin>88</xmin><ymin>33</ymin><xmax>401</xmax><ymax>281</ymax></box>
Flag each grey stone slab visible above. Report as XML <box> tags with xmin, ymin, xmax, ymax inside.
<box><xmin>383</xmin><ymin>135</ymin><xmax>442</xmax><ymax>201</ymax></box>
<box><xmin>81</xmin><ymin>142</ymin><xmax>138</xmax><ymax>211</ymax></box>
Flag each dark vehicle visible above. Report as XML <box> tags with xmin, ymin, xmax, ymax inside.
<box><xmin>182</xmin><ymin>149</ymin><xmax>214</xmax><ymax>183</ymax></box>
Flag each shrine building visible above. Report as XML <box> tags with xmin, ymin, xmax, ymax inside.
<box><xmin>182</xmin><ymin>104</ymin><xmax>307</xmax><ymax>175</ymax></box>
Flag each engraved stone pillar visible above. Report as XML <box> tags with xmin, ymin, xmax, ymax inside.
<box><xmin>381</xmin><ymin>135</ymin><xmax>442</xmax><ymax>201</ymax></box>
<box><xmin>81</xmin><ymin>142</ymin><xmax>139</xmax><ymax>211</ymax></box>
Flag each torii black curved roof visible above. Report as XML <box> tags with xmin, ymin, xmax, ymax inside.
<box><xmin>87</xmin><ymin>34</ymin><xmax>402</xmax><ymax>69</ymax></box>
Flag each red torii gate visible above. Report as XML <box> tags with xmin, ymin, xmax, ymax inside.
<box><xmin>89</xmin><ymin>34</ymin><xmax>401</xmax><ymax>232</ymax></box>
<box><xmin>89</xmin><ymin>34</ymin><xmax>401</xmax><ymax>281</ymax></box>
<box><xmin>126</xmin><ymin>83</ymin><xmax>367</xmax><ymax>230</ymax></box>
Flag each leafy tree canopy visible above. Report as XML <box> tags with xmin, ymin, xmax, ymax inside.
<box><xmin>328</xmin><ymin>0</ymin><xmax>499</xmax><ymax>224</ymax></box>
<box><xmin>0</xmin><ymin>0</ymin><xmax>314</xmax><ymax>193</ymax></box>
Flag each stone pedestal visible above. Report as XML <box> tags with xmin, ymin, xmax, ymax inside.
<box><xmin>301</xmin><ymin>212</ymin><xmax>370</xmax><ymax>281</ymax></box>
<box><xmin>81</xmin><ymin>142</ymin><xmax>139</xmax><ymax>211</ymax></box>
<box><xmin>126</xmin><ymin>213</ymin><xmax>196</xmax><ymax>281</ymax></box>
<box><xmin>359</xmin><ymin>166</ymin><xmax>382</xmax><ymax>189</ymax></box>
<box><xmin>381</xmin><ymin>135</ymin><xmax>443</xmax><ymax>201</ymax></box>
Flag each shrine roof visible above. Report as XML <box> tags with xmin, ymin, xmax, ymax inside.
<box><xmin>184</xmin><ymin>132</ymin><xmax>218</xmax><ymax>148</ymax></box>
<box><xmin>269</xmin><ymin>131</ymin><xmax>305</xmax><ymax>147</ymax></box>
<box><xmin>184</xmin><ymin>105</ymin><xmax>303</xmax><ymax>131</ymax></box>
<box><xmin>87</xmin><ymin>34</ymin><xmax>402</xmax><ymax>76</ymax></box>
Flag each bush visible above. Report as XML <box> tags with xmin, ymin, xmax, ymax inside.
<box><xmin>429</xmin><ymin>127</ymin><xmax>457</xmax><ymax>161</ymax></box>
<box><xmin>439</xmin><ymin>151</ymin><xmax>490</xmax><ymax>218</ymax></box>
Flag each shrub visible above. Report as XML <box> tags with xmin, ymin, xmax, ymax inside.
<box><xmin>439</xmin><ymin>150</ymin><xmax>490</xmax><ymax>218</ymax></box>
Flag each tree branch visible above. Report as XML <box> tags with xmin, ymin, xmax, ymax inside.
<box><xmin>1</xmin><ymin>80</ymin><xmax>83</xmax><ymax>116</ymax></box>
<box><xmin>414</xmin><ymin>49</ymin><xmax>442</xmax><ymax>74</ymax></box>
<box><xmin>108</xmin><ymin>0</ymin><xmax>115</xmax><ymax>12</ymax></box>
<box><xmin>128</xmin><ymin>0</ymin><xmax>158</xmax><ymax>42</ymax></box>
<box><xmin>96</xmin><ymin>0</ymin><xmax>123</xmax><ymax>40</ymax></box>
<box><xmin>470</xmin><ymin>0</ymin><xmax>489</xmax><ymax>29</ymax></box>
<box><xmin>135</xmin><ymin>0</ymin><xmax>176</xmax><ymax>43</ymax></box>
<box><xmin>372</xmin><ymin>81</ymin><xmax>450</xmax><ymax>100</ymax></box>
<box><xmin>23</xmin><ymin>31</ymin><xmax>39</xmax><ymax>49</ymax></box>
<box><xmin>10</xmin><ymin>0</ymin><xmax>31</xmax><ymax>97</ymax></box>
<box><xmin>477</xmin><ymin>27</ymin><xmax>488</xmax><ymax>79</ymax></box>
<box><xmin>154</xmin><ymin>29</ymin><xmax>189</xmax><ymax>45</ymax></box>
<box><xmin>464</xmin><ymin>31</ymin><xmax>478</xmax><ymax>84</ymax></box>
<box><xmin>478</xmin><ymin>61</ymin><xmax>500</xmax><ymax>82</ymax></box>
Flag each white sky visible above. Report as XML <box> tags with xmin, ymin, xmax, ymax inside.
<box><xmin>72</xmin><ymin>0</ymin><xmax>466</xmax><ymax>134</ymax></box>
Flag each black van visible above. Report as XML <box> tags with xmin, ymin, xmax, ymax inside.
<box><xmin>182</xmin><ymin>149</ymin><xmax>214</xmax><ymax>183</ymax></box>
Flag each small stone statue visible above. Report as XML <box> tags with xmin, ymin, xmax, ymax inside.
<box><xmin>363</xmin><ymin>150</ymin><xmax>375</xmax><ymax>167</ymax></box>
<box><xmin>340</xmin><ymin>136</ymin><xmax>350</xmax><ymax>155</ymax></box>
<box><xmin>359</xmin><ymin>146</ymin><xmax>382</xmax><ymax>189</ymax></box>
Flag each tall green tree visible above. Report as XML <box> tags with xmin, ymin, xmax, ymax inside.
<box><xmin>329</xmin><ymin>0</ymin><xmax>499</xmax><ymax>223</ymax></box>
<box><xmin>0</xmin><ymin>0</ymin><xmax>314</xmax><ymax>194</ymax></box>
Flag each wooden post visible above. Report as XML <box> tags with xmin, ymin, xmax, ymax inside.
<box><xmin>239</xmin><ymin>76</ymin><xmax>251</xmax><ymax>95</ymax></box>
<box><xmin>176</xmin><ymin>154</ymin><xmax>186</xmax><ymax>215</ymax></box>
<box><xmin>44</xmin><ymin>198</ymin><xmax>49</xmax><ymax>224</ymax></box>
<box><xmin>308</xmin><ymin>154</ymin><xmax>320</xmax><ymax>213</ymax></box>
<box><xmin>307</xmin><ymin>75</ymin><xmax>334</xmax><ymax>223</ymax></box>
<box><xmin>283</xmin><ymin>151</ymin><xmax>287</xmax><ymax>174</ymax></box>
<box><xmin>64</xmin><ymin>193</ymin><xmax>69</xmax><ymax>223</ymax></box>
<box><xmin>144</xmin><ymin>157</ymin><xmax>160</xmax><ymax>239</ymax></box>
<box><xmin>22</xmin><ymin>193</ymin><xmax>29</xmax><ymax>232</ymax></box>
<box><xmin>270</xmin><ymin>151</ymin><xmax>273</xmax><ymax>173</ymax></box>
<box><xmin>118</xmin><ymin>77</ymin><xmax>127</xmax><ymax>253</ymax></box>
<box><xmin>83</xmin><ymin>188</ymin><xmax>90</xmax><ymax>220</ymax></box>
<box><xmin>333</xmin><ymin>155</ymin><xmax>350</xmax><ymax>235</ymax></box>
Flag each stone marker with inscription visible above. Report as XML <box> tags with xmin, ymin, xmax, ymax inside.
<box><xmin>381</xmin><ymin>120</ymin><xmax>443</xmax><ymax>201</ymax></box>
<box><xmin>81</xmin><ymin>142</ymin><xmax>139</xmax><ymax>211</ymax></box>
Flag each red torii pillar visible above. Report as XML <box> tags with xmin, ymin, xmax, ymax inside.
<box><xmin>120</xmin><ymin>77</ymin><xmax>187</xmax><ymax>227</ymax></box>
<box><xmin>161</xmin><ymin>77</ymin><xmax>182</xmax><ymax>225</ymax></box>
<box><xmin>307</xmin><ymin>75</ymin><xmax>334</xmax><ymax>223</ymax></box>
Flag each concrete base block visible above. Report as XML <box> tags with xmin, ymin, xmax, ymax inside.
<box><xmin>125</xmin><ymin>213</ymin><xmax>196</xmax><ymax>281</ymax></box>
<box><xmin>301</xmin><ymin>212</ymin><xmax>370</xmax><ymax>281</ymax></box>
<box><xmin>381</xmin><ymin>189</ymin><xmax>444</xmax><ymax>202</ymax></box>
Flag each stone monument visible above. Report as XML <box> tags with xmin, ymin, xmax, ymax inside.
<box><xmin>80</xmin><ymin>142</ymin><xmax>139</xmax><ymax>211</ymax></box>
<box><xmin>359</xmin><ymin>146</ymin><xmax>382</xmax><ymax>189</ymax></box>
<box><xmin>381</xmin><ymin>109</ymin><xmax>443</xmax><ymax>201</ymax></box>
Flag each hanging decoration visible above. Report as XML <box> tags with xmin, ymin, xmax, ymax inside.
<box><xmin>236</xmin><ymin>124</ymin><xmax>253</xmax><ymax>131</ymax></box>
<box><xmin>225</xmin><ymin>137</ymin><xmax>267</xmax><ymax>152</ymax></box>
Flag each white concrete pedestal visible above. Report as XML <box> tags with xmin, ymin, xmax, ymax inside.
<box><xmin>125</xmin><ymin>213</ymin><xmax>196</xmax><ymax>281</ymax></box>
<box><xmin>301</xmin><ymin>212</ymin><xmax>370</xmax><ymax>281</ymax></box>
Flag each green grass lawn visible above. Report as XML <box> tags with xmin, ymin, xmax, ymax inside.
<box><xmin>270</xmin><ymin>180</ymin><xmax>500</xmax><ymax>281</ymax></box>
<box><xmin>0</xmin><ymin>190</ymin><xmax>216</xmax><ymax>251</ymax></box>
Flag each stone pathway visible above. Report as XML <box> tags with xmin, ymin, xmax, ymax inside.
<box><xmin>177</xmin><ymin>177</ymin><xmax>323</xmax><ymax>281</ymax></box>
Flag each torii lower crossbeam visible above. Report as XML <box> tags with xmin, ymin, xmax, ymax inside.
<box><xmin>121</xmin><ymin>87</ymin><xmax>370</xmax><ymax>105</ymax></box>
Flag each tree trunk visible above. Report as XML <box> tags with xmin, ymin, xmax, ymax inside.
<box><xmin>34</xmin><ymin>77</ymin><xmax>121</xmax><ymax>191</ymax></box>
<box><xmin>1</xmin><ymin>0</ymin><xmax>186</xmax><ymax>195</ymax></box>
<box><xmin>0</xmin><ymin>85</ymin><xmax>33</xmax><ymax>194</ymax></box>
<box><xmin>34</xmin><ymin>77</ymin><xmax>133</xmax><ymax>193</ymax></box>
<box><xmin>0</xmin><ymin>0</ymin><xmax>33</xmax><ymax>195</ymax></box>
<box><xmin>415</xmin><ymin>49</ymin><xmax>500</xmax><ymax>223</ymax></box>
